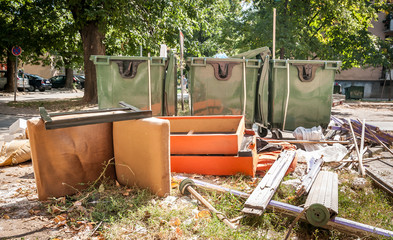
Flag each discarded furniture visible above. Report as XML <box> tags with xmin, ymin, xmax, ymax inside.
<box><xmin>160</xmin><ymin>115</ymin><xmax>245</xmax><ymax>155</ymax></box>
<box><xmin>304</xmin><ymin>171</ymin><xmax>338</xmax><ymax>227</ymax></box>
<box><xmin>164</xmin><ymin>116</ymin><xmax>258</xmax><ymax>177</ymax></box>
<box><xmin>179</xmin><ymin>178</ymin><xmax>237</xmax><ymax>229</ymax></box>
<box><xmin>29</xmin><ymin>106</ymin><xmax>153</xmax><ymax>200</ymax></box>
<box><xmin>39</xmin><ymin>105</ymin><xmax>152</xmax><ymax>129</ymax></box>
<box><xmin>242</xmin><ymin>150</ymin><xmax>297</xmax><ymax>215</ymax></box>
<box><xmin>113</xmin><ymin>118</ymin><xmax>171</xmax><ymax>197</ymax></box>
<box><xmin>27</xmin><ymin>118</ymin><xmax>116</xmax><ymax>200</ymax></box>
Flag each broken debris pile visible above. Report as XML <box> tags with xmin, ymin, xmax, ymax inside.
<box><xmin>0</xmin><ymin>118</ymin><xmax>31</xmax><ymax>167</ymax></box>
<box><xmin>3</xmin><ymin>104</ymin><xmax>393</xmax><ymax>238</ymax></box>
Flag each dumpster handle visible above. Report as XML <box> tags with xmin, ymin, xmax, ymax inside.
<box><xmin>191</xmin><ymin>58</ymin><xmax>207</xmax><ymax>66</ymax></box>
<box><xmin>324</xmin><ymin>61</ymin><xmax>341</xmax><ymax>70</ymax></box>
<box><xmin>92</xmin><ymin>56</ymin><xmax>110</xmax><ymax>65</ymax></box>
<box><xmin>151</xmin><ymin>57</ymin><xmax>166</xmax><ymax>66</ymax></box>
<box><xmin>272</xmin><ymin>60</ymin><xmax>289</xmax><ymax>69</ymax></box>
<box><xmin>282</xmin><ymin>59</ymin><xmax>290</xmax><ymax>131</ymax></box>
<box><xmin>245</xmin><ymin>59</ymin><xmax>261</xmax><ymax>68</ymax></box>
<box><xmin>242</xmin><ymin>57</ymin><xmax>247</xmax><ymax>116</ymax></box>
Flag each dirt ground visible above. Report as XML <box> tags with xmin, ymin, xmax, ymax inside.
<box><xmin>0</xmin><ymin>100</ymin><xmax>393</xmax><ymax>239</ymax></box>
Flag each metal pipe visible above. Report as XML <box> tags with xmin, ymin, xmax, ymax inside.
<box><xmin>181</xmin><ymin>180</ymin><xmax>237</xmax><ymax>229</ymax></box>
<box><xmin>347</xmin><ymin>118</ymin><xmax>362</xmax><ymax>170</ymax></box>
<box><xmin>147</xmin><ymin>53</ymin><xmax>152</xmax><ymax>110</ymax></box>
<box><xmin>358</xmin><ymin>119</ymin><xmax>366</xmax><ymax>176</ymax></box>
<box><xmin>173</xmin><ymin>175</ymin><xmax>393</xmax><ymax>238</ymax></box>
<box><xmin>362</xmin><ymin>119</ymin><xmax>393</xmax><ymax>156</ymax></box>
<box><xmin>14</xmin><ymin>56</ymin><xmax>18</xmax><ymax>102</ymax></box>
<box><xmin>262</xmin><ymin>139</ymin><xmax>350</xmax><ymax>145</ymax></box>
<box><xmin>272</xmin><ymin>8</ymin><xmax>276</xmax><ymax>60</ymax></box>
<box><xmin>242</xmin><ymin>57</ymin><xmax>247</xmax><ymax>116</ymax></box>
<box><xmin>282</xmin><ymin>60</ymin><xmax>290</xmax><ymax>131</ymax></box>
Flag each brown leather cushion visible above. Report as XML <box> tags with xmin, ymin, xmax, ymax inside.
<box><xmin>27</xmin><ymin>118</ymin><xmax>115</xmax><ymax>200</ymax></box>
<box><xmin>113</xmin><ymin>118</ymin><xmax>170</xmax><ymax>197</ymax></box>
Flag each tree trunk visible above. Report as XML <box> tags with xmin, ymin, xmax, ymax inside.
<box><xmin>65</xmin><ymin>67</ymin><xmax>74</xmax><ymax>88</ymax></box>
<box><xmin>5</xmin><ymin>50</ymin><xmax>16</xmax><ymax>92</ymax></box>
<box><xmin>79</xmin><ymin>21</ymin><xmax>105</xmax><ymax>103</ymax></box>
<box><xmin>280</xmin><ymin>47</ymin><xmax>285</xmax><ymax>59</ymax></box>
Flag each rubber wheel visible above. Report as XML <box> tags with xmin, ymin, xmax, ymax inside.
<box><xmin>28</xmin><ymin>85</ymin><xmax>35</xmax><ymax>92</ymax></box>
<box><xmin>306</xmin><ymin>203</ymin><xmax>330</xmax><ymax>227</ymax></box>
<box><xmin>271</xmin><ymin>129</ymin><xmax>283</xmax><ymax>139</ymax></box>
<box><xmin>39</xmin><ymin>87</ymin><xmax>45</xmax><ymax>92</ymax></box>
<box><xmin>179</xmin><ymin>178</ymin><xmax>195</xmax><ymax>196</ymax></box>
<box><xmin>257</xmin><ymin>126</ymin><xmax>268</xmax><ymax>138</ymax></box>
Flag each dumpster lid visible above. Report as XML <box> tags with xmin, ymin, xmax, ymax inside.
<box><xmin>232</xmin><ymin>47</ymin><xmax>271</xmax><ymax>59</ymax></box>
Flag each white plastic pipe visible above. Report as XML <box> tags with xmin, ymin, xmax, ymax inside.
<box><xmin>273</xmin><ymin>8</ymin><xmax>276</xmax><ymax>60</ymax></box>
<box><xmin>242</xmin><ymin>57</ymin><xmax>247</xmax><ymax>116</ymax></box>
<box><xmin>147</xmin><ymin>53</ymin><xmax>152</xmax><ymax>110</ymax></box>
<box><xmin>282</xmin><ymin>60</ymin><xmax>290</xmax><ymax>131</ymax></box>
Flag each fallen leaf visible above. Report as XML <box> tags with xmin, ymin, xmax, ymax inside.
<box><xmin>176</xmin><ymin>227</ymin><xmax>183</xmax><ymax>235</ymax></box>
<box><xmin>29</xmin><ymin>209</ymin><xmax>41</xmax><ymax>215</ymax></box>
<box><xmin>3</xmin><ymin>214</ymin><xmax>10</xmax><ymax>219</ymax></box>
<box><xmin>171</xmin><ymin>182</ymin><xmax>179</xmax><ymax>189</ymax></box>
<box><xmin>98</xmin><ymin>184</ymin><xmax>105</xmax><ymax>193</ymax></box>
<box><xmin>169</xmin><ymin>217</ymin><xmax>181</xmax><ymax>227</ymax></box>
<box><xmin>197</xmin><ymin>210</ymin><xmax>211</xmax><ymax>219</ymax></box>
<box><xmin>51</xmin><ymin>205</ymin><xmax>63</xmax><ymax>214</ymax></box>
<box><xmin>58</xmin><ymin>197</ymin><xmax>66</xmax><ymax>204</ymax></box>
<box><xmin>53</xmin><ymin>214</ymin><xmax>67</xmax><ymax>227</ymax></box>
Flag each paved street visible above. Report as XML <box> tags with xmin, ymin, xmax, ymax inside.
<box><xmin>0</xmin><ymin>89</ymin><xmax>83</xmax><ymax>103</ymax></box>
<box><xmin>0</xmin><ymin>89</ymin><xmax>84</xmax><ymax>136</ymax></box>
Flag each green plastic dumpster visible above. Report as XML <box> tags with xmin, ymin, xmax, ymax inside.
<box><xmin>269</xmin><ymin>59</ymin><xmax>341</xmax><ymax>131</ymax></box>
<box><xmin>90</xmin><ymin>52</ymin><xmax>177</xmax><ymax>116</ymax></box>
<box><xmin>344</xmin><ymin>86</ymin><xmax>364</xmax><ymax>100</ymax></box>
<box><xmin>186</xmin><ymin>49</ymin><xmax>270</xmax><ymax>128</ymax></box>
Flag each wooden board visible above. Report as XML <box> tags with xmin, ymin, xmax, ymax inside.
<box><xmin>365</xmin><ymin>154</ymin><xmax>393</xmax><ymax>195</ymax></box>
<box><xmin>242</xmin><ymin>150</ymin><xmax>296</xmax><ymax>215</ymax></box>
<box><xmin>160</xmin><ymin>116</ymin><xmax>245</xmax><ymax>155</ymax></box>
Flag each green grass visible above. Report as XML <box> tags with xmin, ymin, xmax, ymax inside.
<box><xmin>42</xmin><ymin>169</ymin><xmax>393</xmax><ymax>239</ymax></box>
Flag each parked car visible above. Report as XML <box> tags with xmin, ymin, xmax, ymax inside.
<box><xmin>17</xmin><ymin>71</ymin><xmax>31</xmax><ymax>91</ymax></box>
<box><xmin>49</xmin><ymin>75</ymin><xmax>83</xmax><ymax>89</ymax></box>
<box><xmin>25</xmin><ymin>73</ymin><xmax>52</xmax><ymax>92</ymax></box>
<box><xmin>74</xmin><ymin>75</ymin><xmax>85</xmax><ymax>89</ymax></box>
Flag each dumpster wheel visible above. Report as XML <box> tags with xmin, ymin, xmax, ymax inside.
<box><xmin>257</xmin><ymin>126</ymin><xmax>268</xmax><ymax>138</ymax></box>
<box><xmin>271</xmin><ymin>129</ymin><xmax>283</xmax><ymax>139</ymax></box>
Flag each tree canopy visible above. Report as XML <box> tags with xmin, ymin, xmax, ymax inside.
<box><xmin>225</xmin><ymin>0</ymin><xmax>385</xmax><ymax>69</ymax></box>
<box><xmin>0</xmin><ymin>0</ymin><xmax>391</xmax><ymax>99</ymax></box>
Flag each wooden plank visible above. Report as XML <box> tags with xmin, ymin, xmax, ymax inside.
<box><xmin>366</xmin><ymin>157</ymin><xmax>393</xmax><ymax>195</ymax></box>
<box><xmin>242</xmin><ymin>150</ymin><xmax>296</xmax><ymax>215</ymax></box>
<box><xmin>262</xmin><ymin>139</ymin><xmax>350</xmax><ymax>145</ymax></box>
